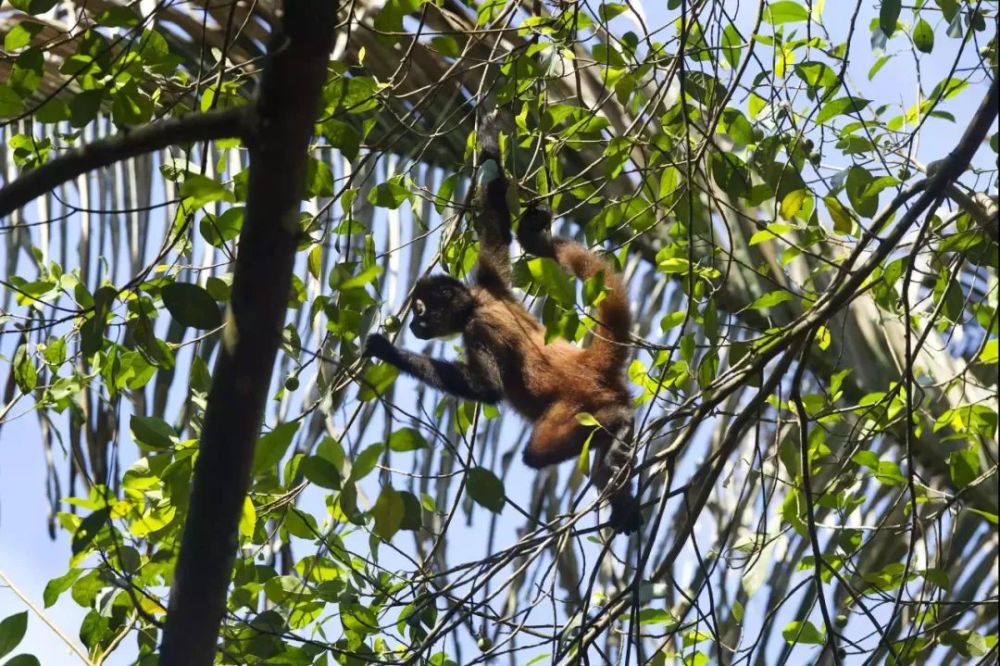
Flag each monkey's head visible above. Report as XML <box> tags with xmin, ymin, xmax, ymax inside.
<box><xmin>409</xmin><ymin>275</ymin><xmax>475</xmax><ymax>339</ymax></box>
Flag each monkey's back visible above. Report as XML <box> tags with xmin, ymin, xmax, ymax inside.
<box><xmin>470</xmin><ymin>293</ymin><xmax>629</xmax><ymax>421</ymax></box>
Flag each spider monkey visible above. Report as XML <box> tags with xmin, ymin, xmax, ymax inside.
<box><xmin>364</xmin><ymin>116</ymin><xmax>641</xmax><ymax>534</ymax></box>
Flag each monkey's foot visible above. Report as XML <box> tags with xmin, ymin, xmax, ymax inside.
<box><xmin>517</xmin><ymin>206</ymin><xmax>555</xmax><ymax>257</ymax></box>
<box><xmin>609</xmin><ymin>495</ymin><xmax>642</xmax><ymax>535</ymax></box>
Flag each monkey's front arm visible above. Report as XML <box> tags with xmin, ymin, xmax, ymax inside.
<box><xmin>364</xmin><ymin>334</ymin><xmax>503</xmax><ymax>404</ymax></box>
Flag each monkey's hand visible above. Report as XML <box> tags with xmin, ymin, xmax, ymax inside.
<box><xmin>363</xmin><ymin>333</ymin><xmax>396</xmax><ymax>361</ymax></box>
<box><xmin>517</xmin><ymin>206</ymin><xmax>555</xmax><ymax>258</ymax></box>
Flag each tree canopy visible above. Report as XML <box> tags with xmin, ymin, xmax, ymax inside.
<box><xmin>0</xmin><ymin>0</ymin><xmax>997</xmax><ymax>664</ymax></box>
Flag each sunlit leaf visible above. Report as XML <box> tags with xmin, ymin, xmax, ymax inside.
<box><xmin>913</xmin><ymin>18</ymin><xmax>934</xmax><ymax>53</ymax></box>
<box><xmin>782</xmin><ymin>619</ymin><xmax>824</xmax><ymax>644</ymax></box>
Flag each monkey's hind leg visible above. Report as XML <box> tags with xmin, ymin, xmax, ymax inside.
<box><xmin>522</xmin><ymin>402</ymin><xmax>588</xmax><ymax>469</ymax></box>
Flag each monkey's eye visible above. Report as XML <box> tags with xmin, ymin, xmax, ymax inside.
<box><xmin>413</xmin><ymin>299</ymin><xmax>426</xmax><ymax>317</ymax></box>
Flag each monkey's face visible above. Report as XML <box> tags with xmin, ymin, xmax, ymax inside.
<box><xmin>410</xmin><ymin>275</ymin><xmax>473</xmax><ymax>339</ymax></box>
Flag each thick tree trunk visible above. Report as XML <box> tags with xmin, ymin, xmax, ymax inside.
<box><xmin>159</xmin><ymin>3</ymin><xmax>337</xmax><ymax>664</ymax></box>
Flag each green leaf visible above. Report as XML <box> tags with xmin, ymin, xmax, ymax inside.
<box><xmin>111</xmin><ymin>83</ymin><xmax>152</xmax><ymax>126</ymax></box>
<box><xmin>359</xmin><ymin>362</ymin><xmax>398</xmax><ymax>401</ymax></box>
<box><xmin>95</xmin><ymin>5</ymin><xmax>141</xmax><ymax>26</ymax></box>
<box><xmin>824</xmin><ymin>196</ymin><xmax>855</xmax><ymax>234</ymax></box>
<box><xmin>5</xmin><ymin>654</ymin><xmax>42</xmax><ymax>666</ymax></box>
<box><xmin>12</xmin><ymin>343</ymin><xmax>36</xmax><ymax>393</ymax></box>
<box><xmin>4</xmin><ymin>22</ymin><xmax>43</xmax><ymax>51</ymax></box>
<box><xmin>368</xmin><ymin>175</ymin><xmax>410</xmax><ymax>209</ymax></box>
<box><xmin>305</xmin><ymin>157</ymin><xmax>335</xmax><ymax>198</ymax></box>
<box><xmin>598</xmin><ymin>3</ymin><xmax>627</xmax><ymax>22</ymax></box>
<box><xmin>875</xmin><ymin>460</ymin><xmax>907</xmax><ymax>486</ymax></box>
<box><xmin>161</xmin><ymin>282</ymin><xmax>222</xmax><ymax>330</ymax></box>
<box><xmin>388</xmin><ymin>427</ymin><xmax>428</xmax><ymax>452</ymax></box>
<box><xmin>940</xmin><ymin>630</ymin><xmax>990</xmax><ymax>658</ymax></box>
<box><xmin>350</xmin><ymin>443</ymin><xmax>384</xmax><ymax>481</ymax></box>
<box><xmin>371</xmin><ymin>486</ymin><xmax>405</xmax><ymax>541</ymax></box>
<box><xmin>399</xmin><ymin>491</ymin><xmax>423</xmax><ymax>531</ymax></box>
<box><xmin>977</xmin><ymin>339</ymin><xmax>998</xmax><ymax>365</ymax></box>
<box><xmin>129</xmin><ymin>415</ymin><xmax>175</xmax><ymax>451</ymax></box>
<box><xmin>816</xmin><ymin>97</ymin><xmax>870</xmax><ymax>124</ymax></box>
<box><xmin>782</xmin><ymin>619</ymin><xmax>825</xmax><ymax>644</ymax></box>
<box><xmin>8</xmin><ymin>0</ymin><xmax>58</xmax><ymax>13</ymax></box>
<box><xmin>0</xmin><ymin>86</ymin><xmax>23</xmax><ymax>117</ymax></box>
<box><xmin>912</xmin><ymin>18</ymin><xmax>934</xmax><ymax>53</ymax></box>
<box><xmin>435</xmin><ymin>173</ymin><xmax>459</xmax><ymax>213</ymax></box>
<box><xmin>301</xmin><ymin>455</ymin><xmax>342</xmax><ymax>489</ymax></box>
<box><xmin>43</xmin><ymin>569</ymin><xmax>82</xmax><ymax>608</ymax></box>
<box><xmin>284</xmin><ymin>508</ymin><xmax>319</xmax><ymax>539</ymax></box>
<box><xmin>721</xmin><ymin>23</ymin><xmax>742</xmax><ymax>69</ymax></box>
<box><xmin>868</xmin><ymin>54</ymin><xmax>891</xmax><ymax>80</ymax></box>
<box><xmin>320</xmin><ymin>119</ymin><xmax>360</xmax><ymax>161</ymax></box>
<box><xmin>748</xmin><ymin>290</ymin><xmax>794</xmax><ymax>311</ymax></box>
<box><xmin>765</xmin><ymin>1</ymin><xmax>808</xmax><ymax>24</ymax></box>
<box><xmin>638</xmin><ymin>608</ymin><xmax>676</xmax><ymax>626</ymax></box>
<box><xmin>577</xmin><ymin>429</ymin><xmax>595</xmax><ymax>476</ymax></box>
<box><xmin>341</xmin><ymin>603</ymin><xmax>379</xmax><ymax>636</ymax></box>
<box><xmin>927</xmin><ymin>76</ymin><xmax>969</xmax><ymax>99</ymax></box>
<box><xmin>199</xmin><ymin>207</ymin><xmax>243</xmax><ymax>247</ymax></box>
<box><xmin>35</xmin><ymin>98</ymin><xmax>69</xmax><ymax>123</ymax></box>
<box><xmin>815</xmin><ymin>325</ymin><xmax>832</xmax><ymax>350</ymax></box>
<box><xmin>251</xmin><ymin>421</ymin><xmax>300</xmax><ymax>475</ymax></box>
<box><xmin>965</xmin><ymin>508</ymin><xmax>998</xmax><ymax>525</ymax></box>
<box><xmin>373</xmin><ymin>0</ymin><xmax>421</xmax><ymax>36</ymax></box>
<box><xmin>794</xmin><ymin>61</ymin><xmax>838</xmax><ymax>89</ymax></box>
<box><xmin>0</xmin><ymin>612</ymin><xmax>28</xmax><ymax>660</ymax></box>
<box><xmin>71</xmin><ymin>508</ymin><xmax>110</xmax><ymax>555</ymax></box>
<box><xmin>179</xmin><ymin>174</ymin><xmax>234</xmax><ymax>210</ymax></box>
<box><xmin>780</xmin><ymin>189</ymin><xmax>808</xmax><ymax>219</ymax></box>
<box><xmin>525</xmin><ymin>655</ymin><xmax>551</xmax><ymax>666</ymax></box>
<box><xmin>466</xmin><ymin>467</ymin><xmax>505</xmax><ymax>513</ymax></box>
<box><xmin>328</xmin><ymin>75</ymin><xmax>381</xmax><ymax>114</ymax></box>
<box><xmin>79</xmin><ymin>285</ymin><xmax>115</xmax><ymax>357</ymax></box>
<box><xmin>657</xmin><ymin>257</ymin><xmax>691</xmax><ymax>274</ymax></box>
<box><xmin>239</xmin><ymin>496</ymin><xmax>256</xmax><ymax>537</ymax></box>
<box><xmin>429</xmin><ymin>35</ymin><xmax>461</xmax><ymax>57</ymax></box>
<box><xmin>948</xmin><ymin>445</ymin><xmax>980</xmax><ymax>488</ymax></box>
<box><xmin>721</xmin><ymin>108</ymin><xmax>754</xmax><ymax>145</ymax></box>
<box><xmin>526</xmin><ymin>257</ymin><xmax>575</xmax><ymax>305</ymax></box>
<box><xmin>879</xmin><ymin>0</ymin><xmax>900</xmax><ymax>36</ymax></box>
<box><xmin>69</xmin><ymin>90</ymin><xmax>103</xmax><ymax>127</ymax></box>
<box><xmin>921</xmin><ymin>567</ymin><xmax>950</xmax><ymax>590</ymax></box>
<box><xmin>845</xmin><ymin>166</ymin><xmax>878</xmax><ymax>218</ymax></box>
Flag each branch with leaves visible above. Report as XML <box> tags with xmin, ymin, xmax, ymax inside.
<box><xmin>0</xmin><ymin>107</ymin><xmax>247</xmax><ymax>219</ymax></box>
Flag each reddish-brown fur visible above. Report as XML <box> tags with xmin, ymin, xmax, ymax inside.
<box><xmin>367</xmin><ymin>113</ymin><xmax>640</xmax><ymax>532</ymax></box>
<box><xmin>467</xmin><ymin>239</ymin><xmax>632</xmax><ymax>469</ymax></box>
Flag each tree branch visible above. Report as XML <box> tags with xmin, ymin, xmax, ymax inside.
<box><xmin>0</xmin><ymin>107</ymin><xmax>247</xmax><ymax>219</ymax></box>
<box><xmin>158</xmin><ymin>2</ymin><xmax>338</xmax><ymax>665</ymax></box>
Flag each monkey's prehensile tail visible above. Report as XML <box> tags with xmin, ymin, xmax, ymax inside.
<box><xmin>552</xmin><ymin>241</ymin><xmax>632</xmax><ymax>373</ymax></box>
